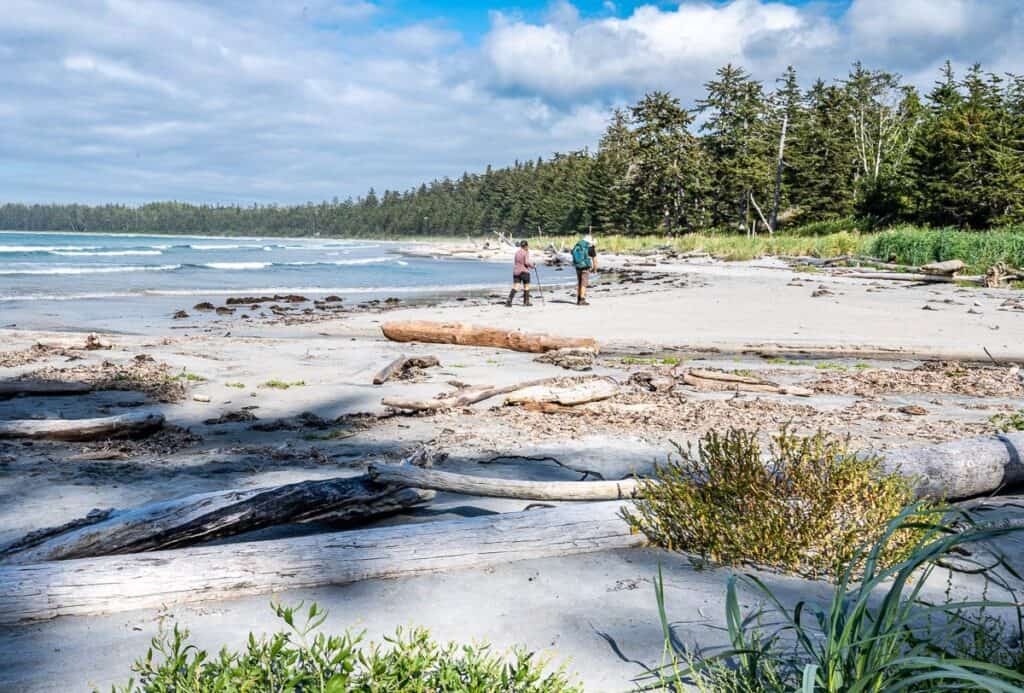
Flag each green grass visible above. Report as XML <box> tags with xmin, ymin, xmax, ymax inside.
<box><xmin>260</xmin><ymin>379</ymin><xmax>306</xmax><ymax>390</ymax></box>
<box><xmin>173</xmin><ymin>371</ymin><xmax>207</xmax><ymax>382</ymax></box>
<box><xmin>109</xmin><ymin>602</ymin><xmax>579</xmax><ymax>692</ymax></box>
<box><xmin>224</xmin><ymin>382</ymin><xmax>246</xmax><ymax>389</ymax></box>
<box><xmin>868</xmin><ymin>225</ymin><xmax>1024</xmax><ymax>273</ymax></box>
<box><xmin>646</xmin><ymin>505</ymin><xmax>1024</xmax><ymax>692</ymax></box>
<box><xmin>814</xmin><ymin>362</ymin><xmax>848</xmax><ymax>371</ymax></box>
<box><xmin>991</xmin><ymin>410</ymin><xmax>1024</xmax><ymax>433</ymax></box>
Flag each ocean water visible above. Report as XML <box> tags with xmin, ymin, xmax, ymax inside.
<box><xmin>0</xmin><ymin>231</ymin><xmax>508</xmax><ymax>332</ymax></box>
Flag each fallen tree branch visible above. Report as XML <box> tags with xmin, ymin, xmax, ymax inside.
<box><xmin>0</xmin><ymin>501</ymin><xmax>640</xmax><ymax>623</ymax></box>
<box><xmin>680</xmin><ymin>372</ymin><xmax>813</xmax><ymax>397</ymax></box>
<box><xmin>0</xmin><ymin>474</ymin><xmax>434</xmax><ymax>564</ymax></box>
<box><xmin>368</xmin><ymin>464</ymin><xmax>642</xmax><ymax>500</ymax></box>
<box><xmin>382</xmin><ymin>320</ymin><xmax>599</xmax><ymax>353</ymax></box>
<box><xmin>0</xmin><ymin>412</ymin><xmax>164</xmax><ymax>441</ymax></box>
<box><xmin>0</xmin><ymin>381</ymin><xmax>93</xmax><ymax>399</ymax></box>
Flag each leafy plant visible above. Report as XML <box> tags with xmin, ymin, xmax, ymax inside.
<box><xmin>643</xmin><ymin>505</ymin><xmax>1024</xmax><ymax>692</ymax></box>
<box><xmin>991</xmin><ymin>410</ymin><xmax>1024</xmax><ymax>433</ymax></box>
<box><xmin>225</xmin><ymin>382</ymin><xmax>246</xmax><ymax>389</ymax></box>
<box><xmin>623</xmin><ymin>428</ymin><xmax>924</xmax><ymax>577</ymax></box>
<box><xmin>109</xmin><ymin>602</ymin><xmax>579</xmax><ymax>692</ymax></box>
<box><xmin>173</xmin><ymin>370</ymin><xmax>207</xmax><ymax>382</ymax></box>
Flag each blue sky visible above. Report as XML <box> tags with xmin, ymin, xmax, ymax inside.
<box><xmin>0</xmin><ymin>0</ymin><xmax>1020</xmax><ymax>205</ymax></box>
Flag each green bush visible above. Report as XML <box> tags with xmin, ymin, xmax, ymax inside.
<box><xmin>644</xmin><ymin>505</ymin><xmax>1024</xmax><ymax>692</ymax></box>
<box><xmin>868</xmin><ymin>226</ymin><xmax>1024</xmax><ymax>273</ymax></box>
<box><xmin>109</xmin><ymin>602</ymin><xmax>579</xmax><ymax>693</ymax></box>
<box><xmin>622</xmin><ymin>428</ymin><xmax>923</xmax><ymax>578</ymax></box>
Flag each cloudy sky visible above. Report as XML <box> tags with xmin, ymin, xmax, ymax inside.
<box><xmin>1</xmin><ymin>0</ymin><xmax>1022</xmax><ymax>205</ymax></box>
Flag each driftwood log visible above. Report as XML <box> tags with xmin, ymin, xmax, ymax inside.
<box><xmin>879</xmin><ymin>431</ymin><xmax>1024</xmax><ymax>500</ymax></box>
<box><xmin>368</xmin><ymin>464</ymin><xmax>641</xmax><ymax>500</ymax></box>
<box><xmin>505</xmin><ymin>378</ymin><xmax>619</xmax><ymax>406</ymax></box>
<box><xmin>921</xmin><ymin>259</ymin><xmax>966</xmax><ymax>275</ymax></box>
<box><xmin>372</xmin><ymin>355</ymin><xmax>440</xmax><ymax>384</ymax></box>
<box><xmin>0</xmin><ymin>501</ymin><xmax>640</xmax><ymax>623</ymax></box>
<box><xmin>382</xmin><ymin>377</ymin><xmax>566</xmax><ymax>412</ymax></box>
<box><xmin>0</xmin><ymin>381</ymin><xmax>93</xmax><ymax>399</ymax></box>
<box><xmin>843</xmin><ymin>271</ymin><xmax>979</xmax><ymax>284</ymax></box>
<box><xmin>0</xmin><ymin>412</ymin><xmax>164</xmax><ymax>441</ymax></box>
<box><xmin>679</xmin><ymin>371</ymin><xmax>813</xmax><ymax>397</ymax></box>
<box><xmin>0</xmin><ymin>475</ymin><xmax>434</xmax><ymax>564</ymax></box>
<box><xmin>382</xmin><ymin>320</ymin><xmax>599</xmax><ymax>353</ymax></box>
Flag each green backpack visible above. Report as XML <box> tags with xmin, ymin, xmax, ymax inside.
<box><xmin>571</xmin><ymin>240</ymin><xmax>592</xmax><ymax>269</ymax></box>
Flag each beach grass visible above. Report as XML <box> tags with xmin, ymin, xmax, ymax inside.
<box><xmin>260</xmin><ymin>379</ymin><xmax>306</xmax><ymax>390</ymax></box>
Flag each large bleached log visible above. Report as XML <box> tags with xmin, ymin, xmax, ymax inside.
<box><xmin>382</xmin><ymin>377</ymin><xmax>563</xmax><ymax>411</ymax></box>
<box><xmin>0</xmin><ymin>381</ymin><xmax>93</xmax><ymax>399</ymax></box>
<box><xmin>843</xmin><ymin>271</ymin><xmax>981</xmax><ymax>284</ymax></box>
<box><xmin>0</xmin><ymin>412</ymin><xmax>164</xmax><ymax>441</ymax></box>
<box><xmin>505</xmin><ymin>378</ymin><xmax>619</xmax><ymax>406</ymax></box>
<box><xmin>368</xmin><ymin>464</ymin><xmax>642</xmax><ymax>500</ymax></box>
<box><xmin>0</xmin><ymin>501</ymin><xmax>641</xmax><ymax>623</ymax></box>
<box><xmin>382</xmin><ymin>320</ymin><xmax>599</xmax><ymax>353</ymax></box>
<box><xmin>879</xmin><ymin>432</ymin><xmax>1024</xmax><ymax>500</ymax></box>
<box><xmin>0</xmin><ymin>476</ymin><xmax>434</xmax><ymax>565</ymax></box>
<box><xmin>920</xmin><ymin>259</ymin><xmax>966</xmax><ymax>275</ymax></box>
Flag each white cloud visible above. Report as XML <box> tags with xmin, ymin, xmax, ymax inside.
<box><xmin>0</xmin><ymin>0</ymin><xmax>1022</xmax><ymax>204</ymax></box>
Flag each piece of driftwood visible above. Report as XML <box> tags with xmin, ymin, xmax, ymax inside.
<box><xmin>0</xmin><ymin>381</ymin><xmax>93</xmax><ymax>399</ymax></box>
<box><xmin>0</xmin><ymin>475</ymin><xmax>434</xmax><ymax>565</ymax></box>
<box><xmin>879</xmin><ymin>431</ymin><xmax>1024</xmax><ymax>500</ymax></box>
<box><xmin>382</xmin><ymin>320</ymin><xmax>599</xmax><ymax>353</ymax></box>
<box><xmin>680</xmin><ymin>372</ymin><xmax>813</xmax><ymax>397</ymax></box>
<box><xmin>684</xmin><ymin>368</ymin><xmax>770</xmax><ymax>385</ymax></box>
<box><xmin>373</xmin><ymin>355</ymin><xmax>440</xmax><ymax>384</ymax></box>
<box><xmin>505</xmin><ymin>378</ymin><xmax>619</xmax><ymax>406</ymax></box>
<box><xmin>382</xmin><ymin>377</ymin><xmax>563</xmax><ymax>412</ymax></box>
<box><xmin>520</xmin><ymin>401</ymin><xmax>587</xmax><ymax>415</ymax></box>
<box><xmin>0</xmin><ymin>412</ymin><xmax>165</xmax><ymax>441</ymax></box>
<box><xmin>844</xmin><ymin>271</ymin><xmax>967</xmax><ymax>284</ymax></box>
<box><xmin>920</xmin><ymin>259</ymin><xmax>965</xmax><ymax>275</ymax></box>
<box><xmin>368</xmin><ymin>464</ymin><xmax>641</xmax><ymax>500</ymax></box>
<box><xmin>0</xmin><ymin>501</ymin><xmax>640</xmax><ymax>623</ymax></box>
<box><xmin>373</xmin><ymin>354</ymin><xmax>408</xmax><ymax>384</ymax></box>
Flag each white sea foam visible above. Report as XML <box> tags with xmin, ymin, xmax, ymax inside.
<box><xmin>53</xmin><ymin>249</ymin><xmax>163</xmax><ymax>257</ymax></box>
<box><xmin>0</xmin><ymin>245</ymin><xmax>97</xmax><ymax>253</ymax></box>
<box><xmin>201</xmin><ymin>262</ymin><xmax>272</xmax><ymax>270</ymax></box>
<box><xmin>0</xmin><ymin>264</ymin><xmax>181</xmax><ymax>276</ymax></box>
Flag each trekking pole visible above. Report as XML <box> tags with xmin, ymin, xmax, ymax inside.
<box><xmin>533</xmin><ymin>267</ymin><xmax>545</xmax><ymax>305</ymax></box>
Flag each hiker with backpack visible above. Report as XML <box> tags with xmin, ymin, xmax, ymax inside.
<box><xmin>506</xmin><ymin>239</ymin><xmax>535</xmax><ymax>307</ymax></box>
<box><xmin>571</xmin><ymin>234</ymin><xmax>598</xmax><ymax>306</ymax></box>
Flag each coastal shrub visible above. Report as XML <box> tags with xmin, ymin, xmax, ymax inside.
<box><xmin>109</xmin><ymin>602</ymin><xmax>579</xmax><ymax>693</ymax></box>
<box><xmin>868</xmin><ymin>225</ymin><xmax>1024</xmax><ymax>273</ymax></box>
<box><xmin>622</xmin><ymin>428</ymin><xmax>922</xmax><ymax>577</ymax></box>
<box><xmin>642</xmin><ymin>505</ymin><xmax>1024</xmax><ymax>692</ymax></box>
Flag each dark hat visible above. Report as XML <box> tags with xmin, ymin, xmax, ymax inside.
<box><xmin>519</xmin><ymin>239</ymin><xmax>529</xmax><ymax>247</ymax></box>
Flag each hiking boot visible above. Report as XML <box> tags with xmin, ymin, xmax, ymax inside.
<box><xmin>523</xmin><ymin>291</ymin><xmax>532</xmax><ymax>306</ymax></box>
<box><xmin>577</xmin><ymin>297</ymin><xmax>590</xmax><ymax>306</ymax></box>
<box><xmin>505</xmin><ymin>290</ymin><xmax>516</xmax><ymax>307</ymax></box>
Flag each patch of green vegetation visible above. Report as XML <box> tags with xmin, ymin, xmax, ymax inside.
<box><xmin>623</xmin><ymin>428</ymin><xmax>924</xmax><ymax>578</ymax></box>
<box><xmin>303</xmin><ymin>429</ymin><xmax>356</xmax><ymax>442</ymax></box>
<box><xmin>731</xmin><ymin>368</ymin><xmax>756</xmax><ymax>378</ymax></box>
<box><xmin>764</xmin><ymin>357</ymin><xmax>802</xmax><ymax>366</ymax></box>
<box><xmin>853</xmin><ymin>362</ymin><xmax>873</xmax><ymax>370</ymax></box>
<box><xmin>991</xmin><ymin>410</ymin><xmax>1024</xmax><ymax>432</ymax></box>
<box><xmin>224</xmin><ymin>382</ymin><xmax>246</xmax><ymax>389</ymax></box>
<box><xmin>109</xmin><ymin>602</ymin><xmax>579</xmax><ymax>692</ymax></box>
<box><xmin>814</xmin><ymin>361</ymin><xmax>848</xmax><ymax>371</ymax></box>
<box><xmin>173</xmin><ymin>370</ymin><xmax>207</xmax><ymax>382</ymax></box>
<box><xmin>620</xmin><ymin>356</ymin><xmax>681</xmax><ymax>366</ymax></box>
<box><xmin>868</xmin><ymin>225</ymin><xmax>1024</xmax><ymax>274</ymax></box>
<box><xmin>260</xmin><ymin>379</ymin><xmax>306</xmax><ymax>390</ymax></box>
<box><xmin>792</xmin><ymin>263</ymin><xmax>823</xmax><ymax>273</ymax></box>
<box><xmin>646</xmin><ymin>505</ymin><xmax>1024</xmax><ymax>692</ymax></box>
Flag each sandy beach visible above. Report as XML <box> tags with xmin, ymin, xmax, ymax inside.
<box><xmin>2</xmin><ymin>244</ymin><xmax>1023</xmax><ymax>691</ymax></box>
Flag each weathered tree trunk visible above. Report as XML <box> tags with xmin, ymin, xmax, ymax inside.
<box><xmin>382</xmin><ymin>377</ymin><xmax>566</xmax><ymax>412</ymax></box>
<box><xmin>844</xmin><ymin>271</ymin><xmax>976</xmax><ymax>284</ymax></box>
<box><xmin>879</xmin><ymin>432</ymin><xmax>1024</xmax><ymax>500</ymax></box>
<box><xmin>920</xmin><ymin>259</ymin><xmax>966</xmax><ymax>275</ymax></box>
<box><xmin>0</xmin><ymin>381</ymin><xmax>93</xmax><ymax>399</ymax></box>
<box><xmin>368</xmin><ymin>464</ymin><xmax>642</xmax><ymax>500</ymax></box>
<box><xmin>504</xmin><ymin>378</ymin><xmax>618</xmax><ymax>406</ymax></box>
<box><xmin>769</xmin><ymin>113</ymin><xmax>787</xmax><ymax>233</ymax></box>
<box><xmin>0</xmin><ymin>412</ymin><xmax>164</xmax><ymax>441</ymax></box>
<box><xmin>382</xmin><ymin>320</ymin><xmax>599</xmax><ymax>353</ymax></box>
<box><xmin>373</xmin><ymin>354</ymin><xmax>408</xmax><ymax>384</ymax></box>
<box><xmin>0</xmin><ymin>501</ymin><xmax>641</xmax><ymax>624</ymax></box>
<box><xmin>0</xmin><ymin>476</ymin><xmax>434</xmax><ymax>565</ymax></box>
